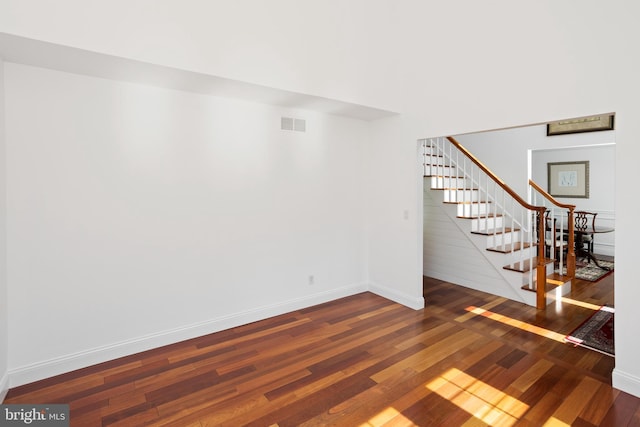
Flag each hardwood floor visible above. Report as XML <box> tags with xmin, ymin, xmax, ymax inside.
<box><xmin>5</xmin><ymin>266</ymin><xmax>639</xmax><ymax>426</ymax></box>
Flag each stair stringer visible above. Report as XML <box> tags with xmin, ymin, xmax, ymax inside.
<box><xmin>423</xmin><ymin>184</ymin><xmax>537</xmax><ymax>306</ymax></box>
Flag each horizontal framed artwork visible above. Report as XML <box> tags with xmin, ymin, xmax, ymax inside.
<box><xmin>547</xmin><ymin>114</ymin><xmax>614</xmax><ymax>136</ymax></box>
<box><xmin>547</xmin><ymin>161</ymin><xmax>589</xmax><ymax>198</ymax></box>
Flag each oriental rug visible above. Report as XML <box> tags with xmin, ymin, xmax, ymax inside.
<box><xmin>565</xmin><ymin>305</ymin><xmax>614</xmax><ymax>357</ymax></box>
<box><xmin>563</xmin><ymin>259</ymin><xmax>614</xmax><ymax>282</ymax></box>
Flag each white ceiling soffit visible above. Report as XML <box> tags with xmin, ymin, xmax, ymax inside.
<box><xmin>0</xmin><ymin>32</ymin><xmax>397</xmax><ymax>121</ymax></box>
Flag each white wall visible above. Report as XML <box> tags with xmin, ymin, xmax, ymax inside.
<box><xmin>366</xmin><ymin>116</ymin><xmax>424</xmax><ymax>308</ymax></box>
<box><xmin>0</xmin><ymin>1</ymin><xmax>627</xmax><ymax>131</ymax></box>
<box><xmin>0</xmin><ymin>57</ymin><xmax>8</xmax><ymax>401</ymax></box>
<box><xmin>0</xmin><ymin>0</ymin><xmax>401</xmax><ymax>113</ymax></box>
<box><xmin>1</xmin><ymin>0</ymin><xmax>640</xmax><ymax>398</ymax></box>
<box><xmin>5</xmin><ymin>63</ymin><xmax>369</xmax><ymax>385</ymax></box>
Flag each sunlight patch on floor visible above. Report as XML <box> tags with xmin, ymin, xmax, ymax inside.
<box><xmin>426</xmin><ymin>368</ymin><xmax>529</xmax><ymax>426</ymax></box>
<box><xmin>559</xmin><ymin>297</ymin><xmax>602</xmax><ymax>311</ymax></box>
<box><xmin>465</xmin><ymin>306</ymin><xmax>566</xmax><ymax>342</ymax></box>
<box><xmin>542</xmin><ymin>416</ymin><xmax>572</xmax><ymax>426</ymax></box>
<box><xmin>359</xmin><ymin>406</ymin><xmax>416</xmax><ymax>426</ymax></box>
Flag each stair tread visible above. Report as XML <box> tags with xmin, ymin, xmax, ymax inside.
<box><xmin>431</xmin><ymin>187</ymin><xmax>479</xmax><ymax>191</ymax></box>
<box><xmin>521</xmin><ymin>272</ymin><xmax>572</xmax><ymax>293</ymax></box>
<box><xmin>521</xmin><ymin>280</ymin><xmax>566</xmax><ymax>294</ymax></box>
<box><xmin>444</xmin><ymin>201</ymin><xmax>491</xmax><ymax>205</ymax></box>
<box><xmin>471</xmin><ymin>227</ymin><xmax>520</xmax><ymax>235</ymax></box>
<box><xmin>502</xmin><ymin>256</ymin><xmax>554</xmax><ymax>273</ymax></box>
<box><xmin>487</xmin><ymin>242</ymin><xmax>532</xmax><ymax>253</ymax></box>
<box><xmin>545</xmin><ymin>271</ymin><xmax>573</xmax><ymax>284</ymax></box>
<box><xmin>457</xmin><ymin>213</ymin><xmax>503</xmax><ymax>219</ymax></box>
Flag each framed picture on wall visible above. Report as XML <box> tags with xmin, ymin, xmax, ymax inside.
<box><xmin>547</xmin><ymin>114</ymin><xmax>614</xmax><ymax>136</ymax></box>
<box><xmin>547</xmin><ymin>161</ymin><xmax>590</xmax><ymax>198</ymax></box>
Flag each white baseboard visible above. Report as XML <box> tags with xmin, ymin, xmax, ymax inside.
<box><xmin>0</xmin><ymin>371</ymin><xmax>8</xmax><ymax>403</ymax></box>
<box><xmin>369</xmin><ymin>281</ymin><xmax>424</xmax><ymax>310</ymax></box>
<box><xmin>594</xmin><ymin>243</ymin><xmax>615</xmax><ymax>257</ymax></box>
<box><xmin>8</xmin><ymin>282</ymin><xmax>368</xmax><ymax>388</ymax></box>
<box><xmin>612</xmin><ymin>368</ymin><xmax>640</xmax><ymax>398</ymax></box>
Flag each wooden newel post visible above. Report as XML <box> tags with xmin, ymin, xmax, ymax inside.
<box><xmin>536</xmin><ymin>207</ymin><xmax>547</xmax><ymax>310</ymax></box>
<box><xmin>567</xmin><ymin>207</ymin><xmax>576</xmax><ymax>278</ymax></box>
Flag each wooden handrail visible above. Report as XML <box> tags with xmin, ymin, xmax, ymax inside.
<box><xmin>446</xmin><ymin>136</ymin><xmax>547</xmax><ymax>308</ymax></box>
<box><xmin>447</xmin><ymin>137</ymin><xmax>545</xmax><ymax>214</ymax></box>
<box><xmin>528</xmin><ymin>179</ymin><xmax>576</xmax><ymax>210</ymax></box>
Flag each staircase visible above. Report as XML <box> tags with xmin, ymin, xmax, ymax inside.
<box><xmin>422</xmin><ymin>137</ymin><xmax>573</xmax><ymax>308</ymax></box>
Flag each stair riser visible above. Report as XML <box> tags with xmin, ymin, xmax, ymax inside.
<box><xmin>423</xmin><ymin>151</ymin><xmax>443</xmax><ymax>162</ymax></box>
<box><xmin>493</xmin><ymin>246</ymin><xmax>537</xmax><ymax>267</ymax></box>
<box><xmin>428</xmin><ymin>176</ymin><xmax>470</xmax><ymax>189</ymax></box>
<box><xmin>521</xmin><ymin>262</ymin><xmax>556</xmax><ymax>286</ymax></box>
<box><xmin>474</xmin><ymin>248</ymin><xmax>539</xmax><ymax>291</ymax></box>
<box><xmin>471</xmin><ymin>217</ymin><xmax>504</xmax><ymax>231</ymax></box>
<box><xmin>545</xmin><ymin>282</ymin><xmax>572</xmax><ymax>303</ymax></box>
<box><xmin>457</xmin><ymin>203</ymin><xmax>491</xmax><ymax>217</ymax></box>
<box><xmin>485</xmin><ymin>233</ymin><xmax>520</xmax><ymax>247</ymax></box>
<box><xmin>443</xmin><ymin>190</ymin><xmax>481</xmax><ymax>203</ymax></box>
<box><xmin>424</xmin><ymin>165</ymin><xmax>458</xmax><ymax>177</ymax></box>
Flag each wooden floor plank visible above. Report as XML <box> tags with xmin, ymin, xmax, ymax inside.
<box><xmin>548</xmin><ymin>375</ymin><xmax>602</xmax><ymax>425</ymax></box>
<box><xmin>4</xmin><ymin>264</ymin><xmax>637</xmax><ymax>426</ymax></box>
<box><xmin>579</xmin><ymin>381</ymin><xmax>621</xmax><ymax>426</ymax></box>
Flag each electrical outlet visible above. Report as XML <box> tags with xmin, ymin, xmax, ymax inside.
<box><xmin>308</xmin><ymin>275</ymin><xmax>315</xmax><ymax>285</ymax></box>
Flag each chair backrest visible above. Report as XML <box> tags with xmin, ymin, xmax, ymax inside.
<box><xmin>544</xmin><ymin>211</ymin><xmax>555</xmax><ymax>239</ymax></box>
<box><xmin>574</xmin><ymin>210</ymin><xmax>597</xmax><ymax>231</ymax></box>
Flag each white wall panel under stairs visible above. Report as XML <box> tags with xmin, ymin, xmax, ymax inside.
<box><xmin>423</xmin><ymin>183</ymin><xmax>535</xmax><ymax>305</ymax></box>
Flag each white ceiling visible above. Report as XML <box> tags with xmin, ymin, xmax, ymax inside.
<box><xmin>0</xmin><ymin>32</ymin><xmax>397</xmax><ymax>121</ymax></box>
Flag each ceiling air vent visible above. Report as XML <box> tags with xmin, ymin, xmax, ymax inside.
<box><xmin>281</xmin><ymin>117</ymin><xmax>294</xmax><ymax>131</ymax></box>
<box><xmin>281</xmin><ymin>117</ymin><xmax>306</xmax><ymax>132</ymax></box>
<box><xmin>294</xmin><ymin>118</ymin><xmax>306</xmax><ymax>132</ymax></box>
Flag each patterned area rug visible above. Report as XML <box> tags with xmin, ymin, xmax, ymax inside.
<box><xmin>565</xmin><ymin>306</ymin><xmax>614</xmax><ymax>356</ymax></box>
<box><xmin>563</xmin><ymin>259</ymin><xmax>614</xmax><ymax>282</ymax></box>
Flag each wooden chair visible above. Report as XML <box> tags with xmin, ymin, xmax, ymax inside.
<box><xmin>540</xmin><ymin>211</ymin><xmax>568</xmax><ymax>262</ymax></box>
<box><xmin>544</xmin><ymin>211</ymin><xmax>568</xmax><ymax>261</ymax></box>
<box><xmin>574</xmin><ymin>211</ymin><xmax>598</xmax><ymax>261</ymax></box>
